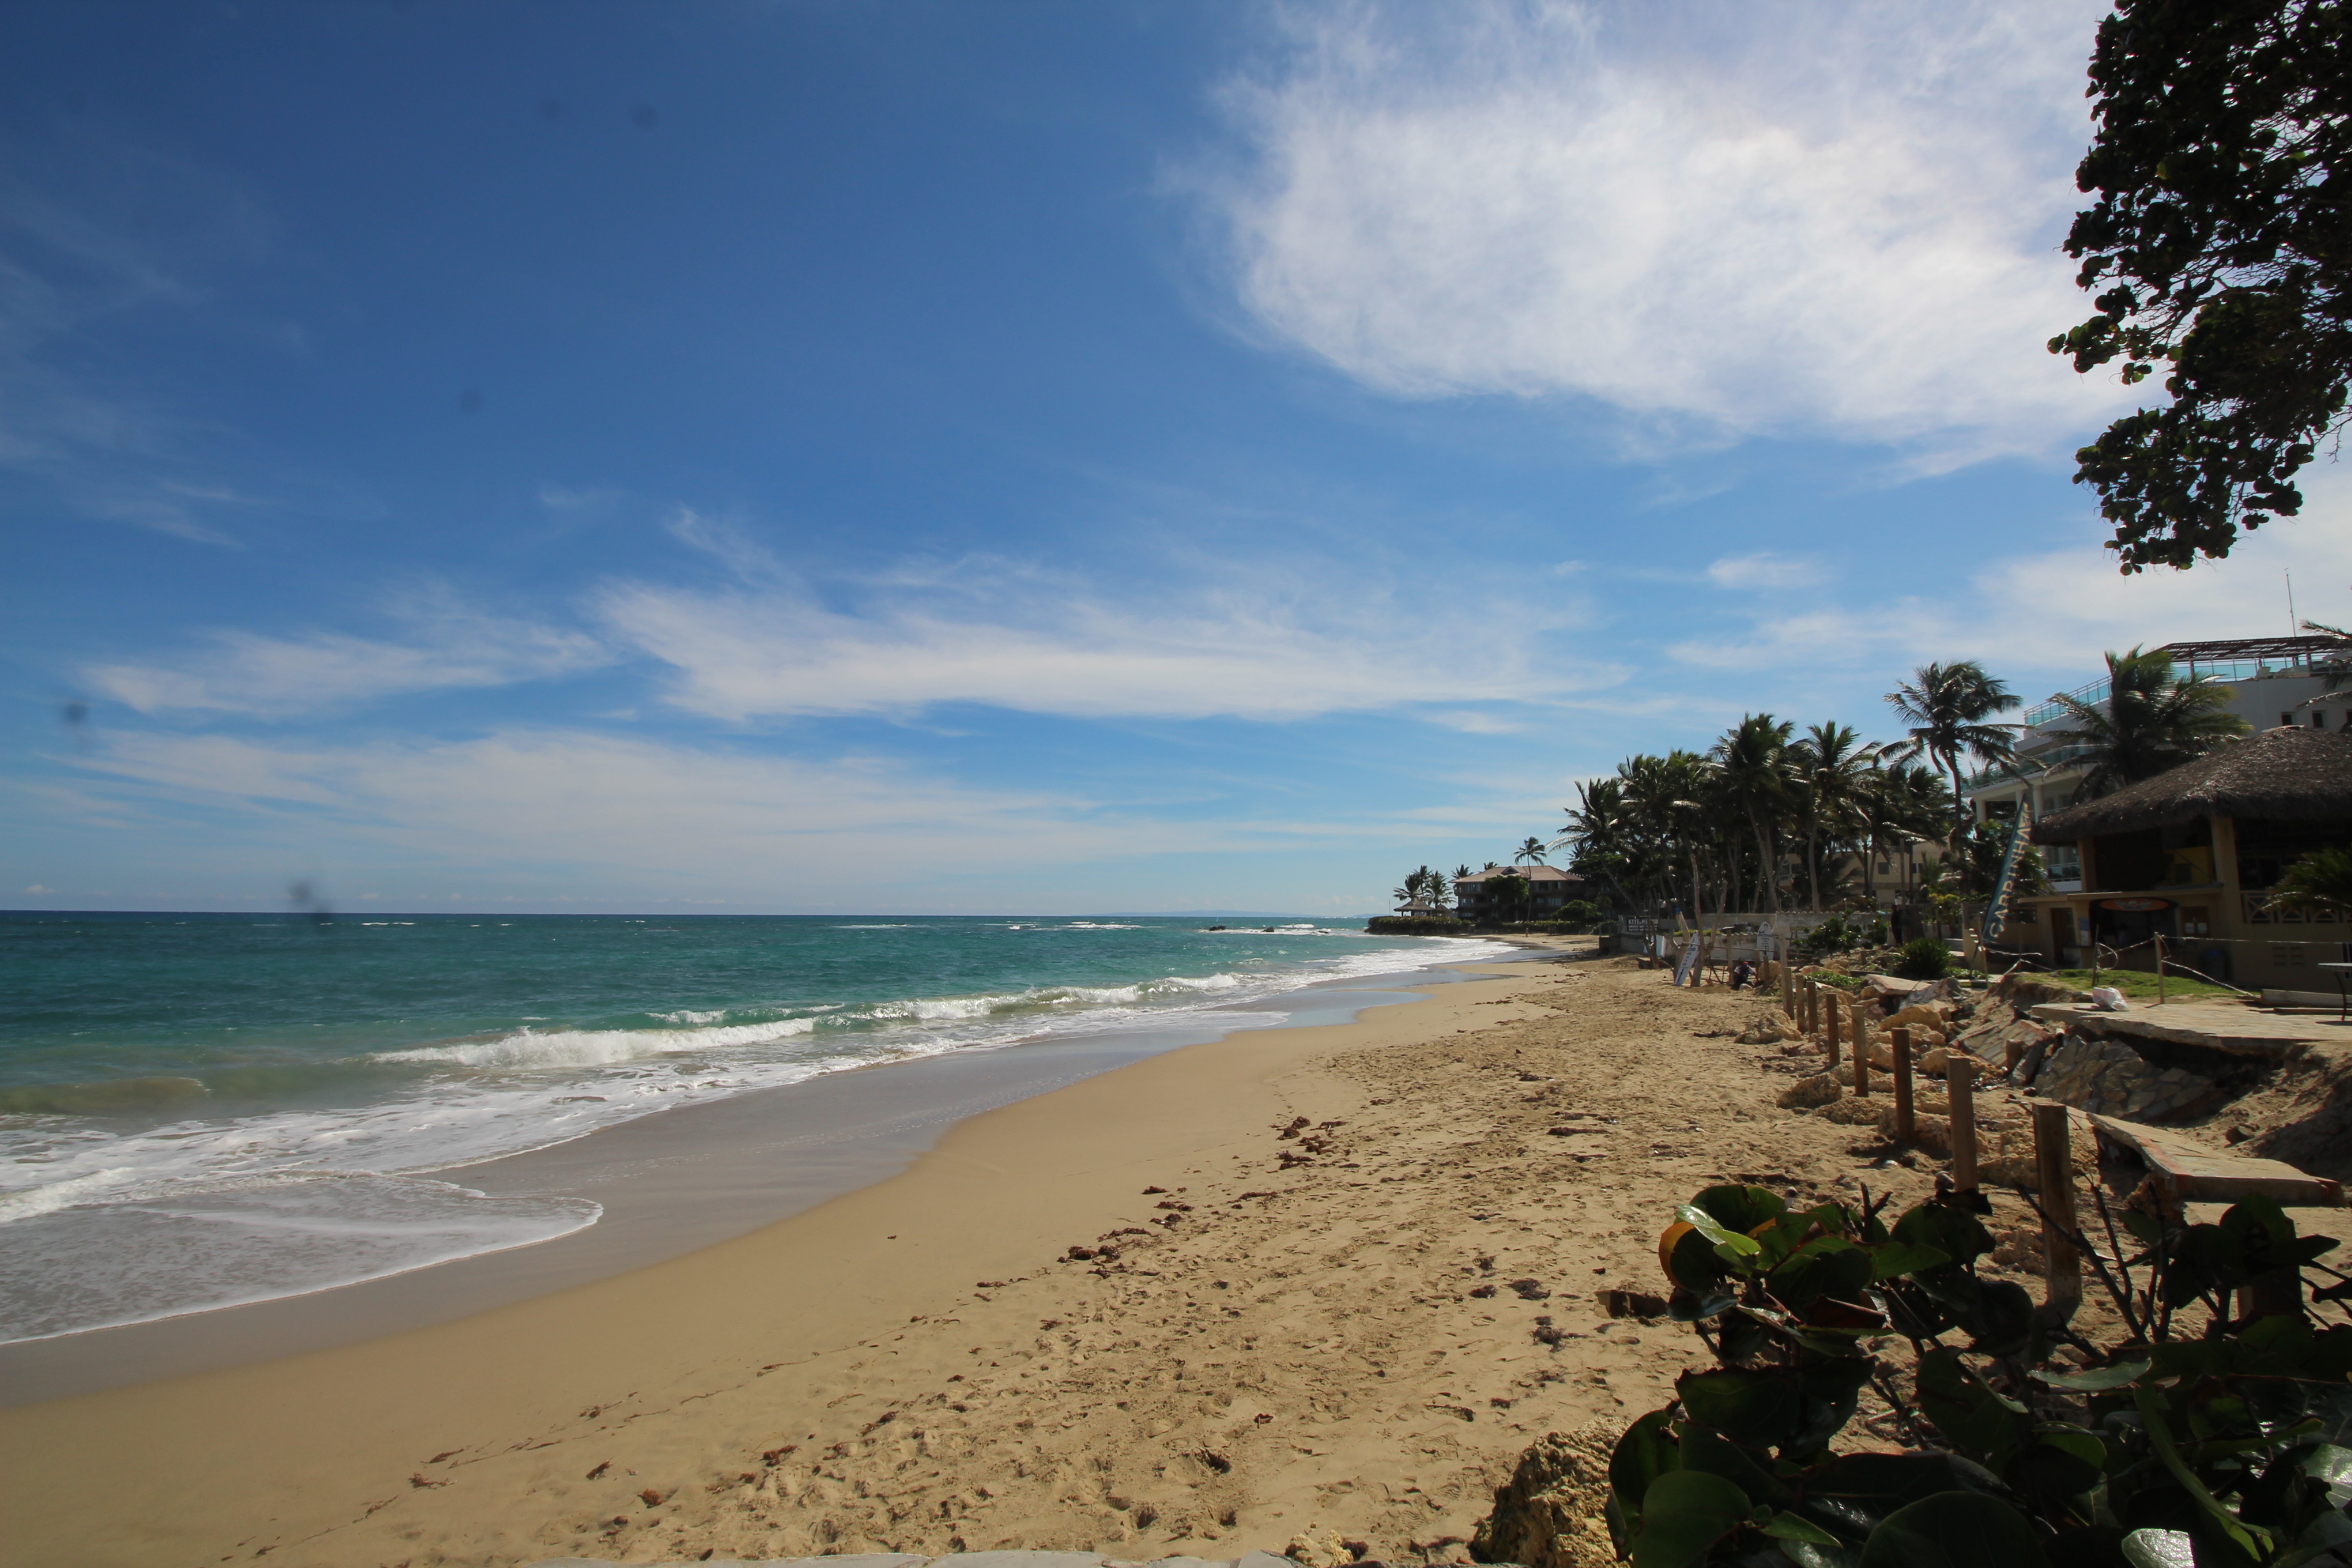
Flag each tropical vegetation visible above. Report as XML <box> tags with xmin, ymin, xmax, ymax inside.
<box><xmin>2048</xmin><ymin>647</ymin><xmax>2252</xmax><ymax>792</ymax></box>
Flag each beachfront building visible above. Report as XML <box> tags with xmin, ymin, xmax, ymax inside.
<box><xmin>1963</xmin><ymin>635</ymin><xmax>2349</xmax><ymax>894</ymax></box>
<box><xmin>1452</xmin><ymin>864</ymin><xmax>1588</xmax><ymax>924</ymax></box>
<box><xmin>1998</xmin><ymin>726</ymin><xmax>2352</xmax><ymax>993</ymax></box>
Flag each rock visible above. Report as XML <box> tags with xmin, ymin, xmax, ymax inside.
<box><xmin>1737</xmin><ymin>1013</ymin><xmax>1801</xmax><ymax>1044</ymax></box>
<box><xmin>1919</xmin><ymin>1047</ymin><xmax>1950</xmax><ymax>1076</ymax></box>
<box><xmin>1884</xmin><ymin>1002</ymin><xmax>1957</xmax><ymax>1034</ymax></box>
<box><xmin>1471</xmin><ymin>1421</ymin><xmax>1624</xmax><ymax>1568</ymax></box>
<box><xmin>1995</xmin><ymin>975</ymin><xmax>2093</xmax><ymax>1009</ymax></box>
<box><xmin>1286</xmin><ymin>1530</ymin><xmax>1352</xmax><ymax>1568</ymax></box>
<box><xmin>1822</xmin><ymin>1097</ymin><xmax>1884</xmax><ymax>1126</ymax></box>
<box><xmin>1778</xmin><ymin>1073</ymin><xmax>1843</xmax><ymax>1110</ymax></box>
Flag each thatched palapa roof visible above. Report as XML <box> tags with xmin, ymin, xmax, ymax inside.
<box><xmin>2031</xmin><ymin>727</ymin><xmax>2352</xmax><ymax>843</ymax></box>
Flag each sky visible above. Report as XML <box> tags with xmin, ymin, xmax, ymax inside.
<box><xmin>3</xmin><ymin>0</ymin><xmax>2346</xmax><ymax>917</ymax></box>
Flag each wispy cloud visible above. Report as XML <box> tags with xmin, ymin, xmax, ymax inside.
<box><xmin>1665</xmin><ymin>502</ymin><xmax>2352</xmax><ymax>689</ymax></box>
<box><xmin>1205</xmin><ymin>0</ymin><xmax>2130</xmax><ymax>459</ymax></box>
<box><xmin>1706</xmin><ymin>553</ymin><xmax>1816</xmax><ymax>591</ymax></box>
<box><xmin>597</xmin><ymin>558</ymin><xmax>1618</xmax><ymax>723</ymax></box>
<box><xmin>82</xmin><ymin>588</ymin><xmax>608</xmax><ymax>717</ymax></box>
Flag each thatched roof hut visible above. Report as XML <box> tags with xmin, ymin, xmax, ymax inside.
<box><xmin>2031</xmin><ymin>727</ymin><xmax>2352</xmax><ymax>843</ymax></box>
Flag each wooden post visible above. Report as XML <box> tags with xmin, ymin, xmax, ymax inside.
<box><xmin>2155</xmin><ymin>932</ymin><xmax>2167</xmax><ymax>1005</ymax></box>
<box><xmin>2004</xmin><ymin>1039</ymin><xmax>2025</xmax><ymax>1077</ymax></box>
<box><xmin>1851</xmin><ymin>1002</ymin><xmax>1870</xmax><ymax>1096</ymax></box>
<box><xmin>1823</xmin><ymin>990</ymin><xmax>1841</xmax><ymax>1068</ymax></box>
<box><xmin>1781</xmin><ymin>964</ymin><xmax>1795</xmax><ymax>1017</ymax></box>
<box><xmin>2032</xmin><ymin>1100</ymin><xmax>2081</xmax><ymax>1312</ymax></box>
<box><xmin>1891</xmin><ymin>1026</ymin><xmax>1914</xmax><ymax>1142</ymax></box>
<box><xmin>1947</xmin><ymin>1055</ymin><xmax>1978</xmax><ymax>1190</ymax></box>
<box><xmin>1806</xmin><ymin>978</ymin><xmax>1818</xmax><ymax>1035</ymax></box>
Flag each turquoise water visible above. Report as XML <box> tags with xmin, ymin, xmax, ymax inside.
<box><xmin>0</xmin><ymin>913</ymin><xmax>1500</xmax><ymax>1341</ymax></box>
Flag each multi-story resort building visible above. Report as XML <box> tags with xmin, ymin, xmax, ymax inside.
<box><xmin>1450</xmin><ymin>863</ymin><xmax>1589</xmax><ymax>924</ymax></box>
<box><xmin>1960</xmin><ymin>636</ymin><xmax>2350</xmax><ymax>992</ymax></box>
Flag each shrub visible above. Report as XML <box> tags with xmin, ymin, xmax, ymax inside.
<box><xmin>1578</xmin><ymin>1183</ymin><xmax>2352</xmax><ymax>1567</ymax></box>
<box><xmin>1893</xmin><ymin>936</ymin><xmax>1953</xmax><ymax>981</ymax></box>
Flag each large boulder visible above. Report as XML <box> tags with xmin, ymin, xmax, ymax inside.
<box><xmin>1471</xmin><ymin>1422</ymin><xmax>1623</xmax><ymax>1568</ymax></box>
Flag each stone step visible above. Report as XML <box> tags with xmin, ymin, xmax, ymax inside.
<box><xmin>2087</xmin><ymin>1114</ymin><xmax>2344</xmax><ymax>1208</ymax></box>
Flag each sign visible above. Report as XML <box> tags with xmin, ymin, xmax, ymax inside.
<box><xmin>2100</xmin><ymin>898</ymin><xmax>2172</xmax><ymax>913</ymax></box>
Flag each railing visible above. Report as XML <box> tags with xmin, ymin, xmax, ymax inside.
<box><xmin>1961</xmin><ymin>745</ymin><xmax>2097</xmax><ymax>791</ymax></box>
<box><xmin>2023</xmin><ymin>677</ymin><xmax>2111</xmax><ymax>728</ymax></box>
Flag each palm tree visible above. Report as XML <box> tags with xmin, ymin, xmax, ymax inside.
<box><xmin>1884</xmin><ymin>661</ymin><xmax>2021</xmax><ymax>839</ymax></box>
<box><xmin>1711</xmin><ymin>714</ymin><xmax>1796</xmax><ymax>913</ymax></box>
<box><xmin>2270</xmin><ymin>848</ymin><xmax>2352</xmax><ymax>919</ymax></box>
<box><xmin>2051</xmin><ymin>647</ymin><xmax>2251</xmax><ymax>796</ymax></box>
<box><xmin>1855</xmin><ymin>760</ymin><xmax>1954</xmax><ymax>902</ymax></box>
<box><xmin>1514</xmin><ymin>836</ymin><xmax>1549</xmax><ymax>866</ymax></box>
<box><xmin>1789</xmin><ymin>721</ymin><xmax>1878</xmax><ymax>911</ymax></box>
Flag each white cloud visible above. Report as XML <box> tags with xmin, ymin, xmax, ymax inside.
<box><xmin>596</xmin><ymin>565</ymin><xmax>1614</xmax><ymax>723</ymax></box>
<box><xmin>1207</xmin><ymin>0</ymin><xmax>2132</xmax><ymax>457</ymax></box>
<box><xmin>23</xmin><ymin>884</ymin><xmax>52</xmax><ymax>894</ymax></box>
<box><xmin>83</xmin><ymin>589</ymin><xmax>608</xmax><ymax>717</ymax></box>
<box><xmin>1706</xmin><ymin>553</ymin><xmax>1815</xmax><ymax>590</ymax></box>
<box><xmin>1664</xmin><ymin>497</ymin><xmax>2352</xmax><ymax>690</ymax></box>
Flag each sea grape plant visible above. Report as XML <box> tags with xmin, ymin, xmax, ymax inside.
<box><xmin>1603</xmin><ymin>1182</ymin><xmax>2352</xmax><ymax>1567</ymax></box>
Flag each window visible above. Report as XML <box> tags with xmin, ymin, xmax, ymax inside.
<box><xmin>2012</xmin><ymin>904</ymin><xmax>2038</xmax><ymax>924</ymax></box>
<box><xmin>2180</xmin><ymin>905</ymin><xmax>2210</xmax><ymax>936</ymax></box>
<box><xmin>2271</xmin><ymin>943</ymin><xmax>2308</xmax><ymax>967</ymax></box>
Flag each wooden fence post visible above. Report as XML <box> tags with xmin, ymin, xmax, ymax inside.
<box><xmin>1782</xmin><ymin>964</ymin><xmax>1795</xmax><ymax>1018</ymax></box>
<box><xmin>1891</xmin><ymin>1026</ymin><xmax>1914</xmax><ymax>1142</ymax></box>
<box><xmin>2032</xmin><ymin>1100</ymin><xmax>2081</xmax><ymax>1313</ymax></box>
<box><xmin>1851</xmin><ymin>1002</ymin><xmax>1870</xmax><ymax>1096</ymax></box>
<box><xmin>1823</xmin><ymin>990</ymin><xmax>1841</xmax><ymax>1068</ymax></box>
<box><xmin>1948</xmin><ymin>1056</ymin><xmax>1978</xmax><ymax>1190</ymax></box>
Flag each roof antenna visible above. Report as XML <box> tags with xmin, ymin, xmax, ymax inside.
<box><xmin>2287</xmin><ymin>568</ymin><xmax>2301</xmax><ymax>668</ymax></box>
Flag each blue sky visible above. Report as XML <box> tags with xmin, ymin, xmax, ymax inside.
<box><xmin>4</xmin><ymin>0</ymin><xmax>2345</xmax><ymax>916</ymax></box>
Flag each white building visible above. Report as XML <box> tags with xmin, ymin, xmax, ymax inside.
<box><xmin>1963</xmin><ymin>634</ymin><xmax>2348</xmax><ymax>895</ymax></box>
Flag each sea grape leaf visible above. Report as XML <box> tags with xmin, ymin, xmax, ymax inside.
<box><xmin>2018</xmin><ymin>1426</ymin><xmax>2108</xmax><ymax>1499</ymax></box>
<box><xmin>1793</xmin><ymin>1452</ymin><xmax>2007</xmax><ymax>1544</ymax></box>
<box><xmin>1690</xmin><ymin>1184</ymin><xmax>1789</xmax><ymax>1236</ymax></box>
<box><xmin>1856</xmin><ymin>1490</ymin><xmax>2050</xmax><ymax>1568</ymax></box>
<box><xmin>1612</xmin><ymin>1404</ymin><xmax>1682</xmax><ymax>1522</ymax></box>
<box><xmin>1772</xmin><ymin>1239</ymin><xmax>1876</xmax><ymax>1313</ymax></box>
<box><xmin>1680</xmin><ymin>1204</ymin><xmax>1766</xmax><ymax>1269</ymax></box>
<box><xmin>1761</xmin><ymin>1510</ymin><xmax>1842</xmax><ymax>1544</ymax></box>
<box><xmin>2037</xmin><ymin>1359</ymin><xmax>2152</xmax><ymax>1392</ymax></box>
<box><xmin>1681</xmin><ymin>1423</ymin><xmax>1791</xmax><ymax>1504</ymax></box>
<box><xmin>1866</xmin><ymin>1241</ymin><xmax>1950</xmax><ymax>1281</ymax></box>
<box><xmin>1916</xmin><ymin>1347</ymin><xmax>2032</xmax><ymax>1466</ymax></box>
<box><xmin>1894</xmin><ymin>1203</ymin><xmax>1994</xmax><ymax>1270</ymax></box>
<box><xmin>1632</xmin><ymin>1469</ymin><xmax>1752</xmax><ymax>1568</ymax></box>
<box><xmin>1680</xmin><ymin>1367</ymin><xmax>1806</xmax><ymax>1452</ymax></box>
<box><xmin>2117</xmin><ymin>1530</ymin><xmax>2193</xmax><ymax>1568</ymax></box>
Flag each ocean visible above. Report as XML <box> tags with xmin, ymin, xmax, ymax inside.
<box><xmin>0</xmin><ymin>912</ymin><xmax>1506</xmax><ymax>1343</ymax></box>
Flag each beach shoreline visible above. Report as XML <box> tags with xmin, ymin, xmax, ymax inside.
<box><xmin>0</xmin><ymin>942</ymin><xmax>1980</xmax><ymax>1568</ymax></box>
<box><xmin>0</xmin><ymin>944</ymin><xmax>1533</xmax><ymax>1407</ymax></box>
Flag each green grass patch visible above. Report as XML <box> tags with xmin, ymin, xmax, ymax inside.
<box><xmin>2042</xmin><ymin>968</ymin><xmax>2242</xmax><ymax>1002</ymax></box>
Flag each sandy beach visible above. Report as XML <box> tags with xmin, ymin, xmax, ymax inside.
<box><xmin>0</xmin><ymin>950</ymin><xmax>2015</xmax><ymax>1568</ymax></box>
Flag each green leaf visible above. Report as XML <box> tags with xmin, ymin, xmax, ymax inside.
<box><xmin>1772</xmin><ymin>1239</ymin><xmax>1878</xmax><ymax>1313</ymax></box>
<box><xmin>1633</xmin><ymin>1469</ymin><xmax>1752</xmax><ymax>1568</ymax></box>
<box><xmin>1690</xmin><ymin>1183</ymin><xmax>1788</xmax><ymax>1235</ymax></box>
<box><xmin>1857</xmin><ymin>1491</ymin><xmax>2050</xmax><ymax>1568</ymax></box>
<box><xmin>1916</xmin><ymin>1347</ymin><xmax>2032</xmax><ymax>1466</ymax></box>
<box><xmin>1761</xmin><ymin>1511</ymin><xmax>1842</xmax><ymax>1545</ymax></box>
<box><xmin>1680</xmin><ymin>1203</ymin><xmax>1765</xmax><ymax>1267</ymax></box>
<box><xmin>1680</xmin><ymin>1422</ymin><xmax>1788</xmax><ymax>1505</ymax></box>
<box><xmin>2117</xmin><ymin>1529</ymin><xmax>2193</xmax><ymax>1568</ymax></box>
<box><xmin>1775</xmin><ymin>1539</ymin><xmax>1861</xmax><ymax>1568</ymax></box>
<box><xmin>1611</xmin><ymin>1405</ymin><xmax>1681</xmax><ymax>1522</ymax></box>
<box><xmin>2019</xmin><ymin>1426</ymin><xmax>2108</xmax><ymax>1498</ymax></box>
<box><xmin>2036</xmin><ymin>1359</ymin><xmax>2151</xmax><ymax>1392</ymax></box>
<box><xmin>1867</xmin><ymin>1241</ymin><xmax>1951</xmax><ymax>1280</ymax></box>
<box><xmin>1893</xmin><ymin>1203</ymin><xmax>1994</xmax><ymax>1270</ymax></box>
<box><xmin>2277</xmin><ymin>1509</ymin><xmax>2352</xmax><ymax>1568</ymax></box>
